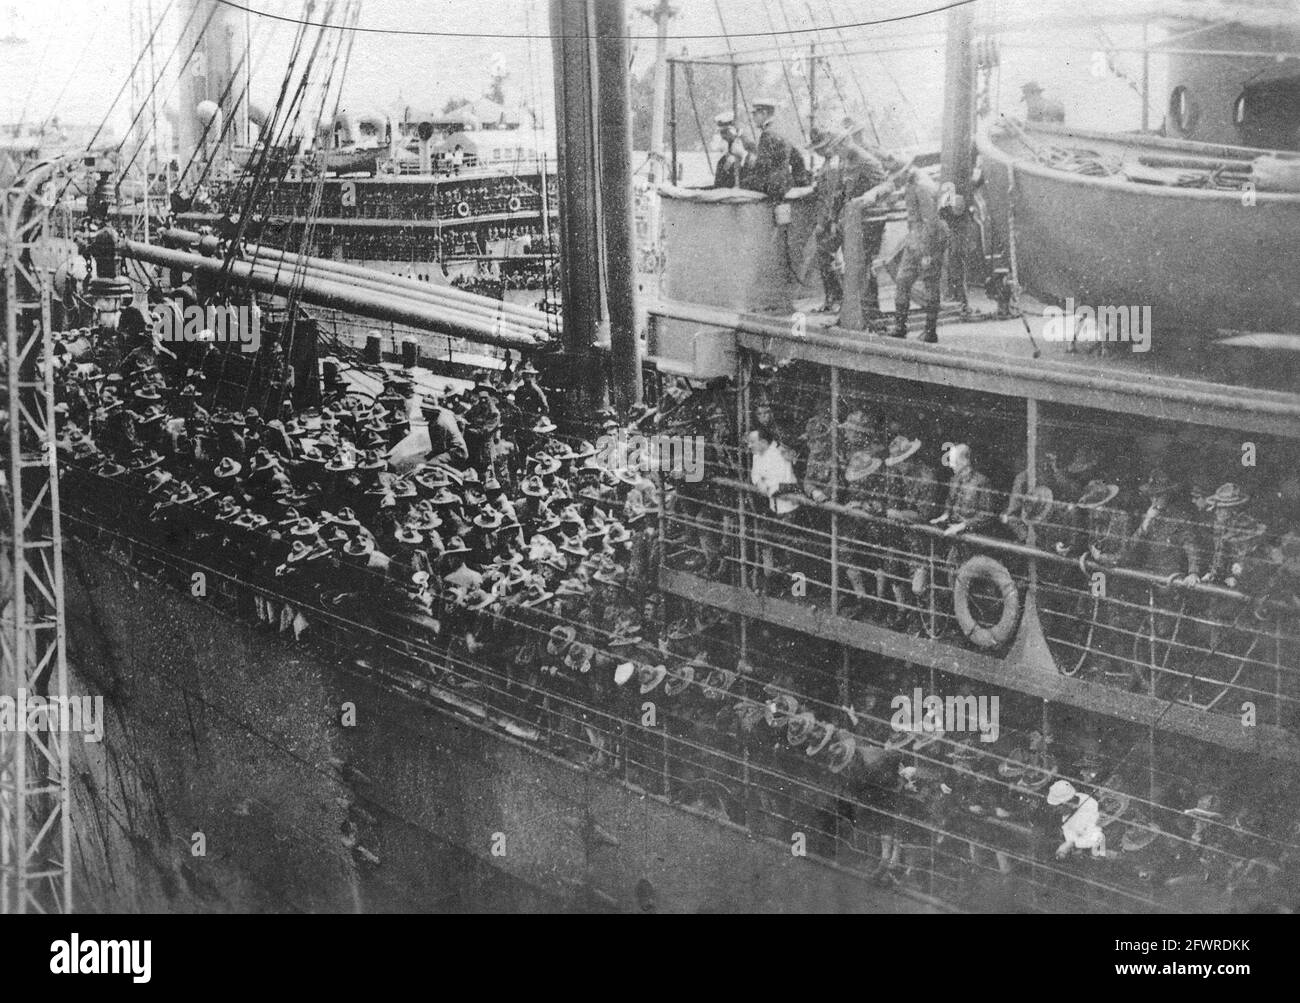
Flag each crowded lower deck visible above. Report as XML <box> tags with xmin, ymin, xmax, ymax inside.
<box><xmin>45</xmin><ymin>293</ymin><xmax>1300</xmax><ymax>914</ymax></box>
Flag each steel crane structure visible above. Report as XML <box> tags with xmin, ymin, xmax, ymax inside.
<box><xmin>0</xmin><ymin>158</ymin><xmax>74</xmax><ymax>914</ymax></box>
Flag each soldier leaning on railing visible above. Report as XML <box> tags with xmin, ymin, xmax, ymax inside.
<box><xmin>882</xmin><ymin>436</ymin><xmax>942</xmax><ymax>632</ymax></box>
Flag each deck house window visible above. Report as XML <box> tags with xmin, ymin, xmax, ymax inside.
<box><xmin>1168</xmin><ymin>85</ymin><xmax>1200</xmax><ymax>137</ymax></box>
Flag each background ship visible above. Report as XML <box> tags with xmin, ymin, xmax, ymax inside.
<box><xmin>179</xmin><ymin>93</ymin><xmax>563</xmax><ymax>301</ymax></box>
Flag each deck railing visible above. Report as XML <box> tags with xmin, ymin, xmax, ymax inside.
<box><xmin>54</xmin><ymin>466</ymin><xmax>1300</xmax><ymax>914</ymax></box>
<box><xmin>662</xmin><ymin>472</ymin><xmax>1300</xmax><ymax>733</ymax></box>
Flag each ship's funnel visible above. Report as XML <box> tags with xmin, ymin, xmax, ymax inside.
<box><xmin>175</xmin><ymin>0</ymin><xmax>242</xmax><ymax>182</ymax></box>
<box><xmin>196</xmin><ymin>100</ymin><xmax>222</xmax><ymax>128</ymax></box>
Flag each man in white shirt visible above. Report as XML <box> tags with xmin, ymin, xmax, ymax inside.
<box><xmin>1047</xmin><ymin>780</ymin><xmax>1107</xmax><ymax>859</ymax></box>
<box><xmin>748</xmin><ymin>427</ymin><xmax>800</xmax><ymax>585</ymax></box>
<box><xmin>749</xmin><ymin>427</ymin><xmax>799</xmax><ymax>513</ymax></box>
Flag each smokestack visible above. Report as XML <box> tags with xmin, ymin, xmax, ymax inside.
<box><xmin>176</xmin><ymin>0</ymin><xmax>243</xmax><ymax>184</ymax></box>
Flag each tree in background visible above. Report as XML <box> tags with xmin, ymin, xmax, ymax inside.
<box><xmin>629</xmin><ymin>56</ymin><xmax>793</xmax><ymax>151</ymax></box>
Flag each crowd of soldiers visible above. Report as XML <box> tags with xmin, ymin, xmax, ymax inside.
<box><xmin>809</xmin><ymin>131</ymin><xmax>976</xmax><ymax>343</ymax></box>
<box><xmin>204</xmin><ymin>173</ymin><xmax>554</xmax><ymax>225</ymax></box>
<box><xmin>726</xmin><ymin>626</ymin><xmax>1300</xmax><ymax>912</ymax></box>
<box><xmin>709</xmin><ymin>97</ymin><xmax>812</xmax><ymax>198</ymax></box>
<box><xmin>46</xmin><ymin>295</ymin><xmax>1300</xmax><ymax>910</ymax></box>
<box><xmin>710</xmin><ymin>99</ymin><xmax>969</xmax><ymax>344</ymax></box>
<box><xmin>651</xmin><ymin>382</ymin><xmax>1300</xmax><ymax>910</ymax></box>
<box><xmin>52</xmin><ymin>295</ymin><xmax>691</xmax><ymax>767</ymax></box>
<box><xmin>669</xmin><ymin>374</ymin><xmax>1300</xmax><ymax>722</ymax></box>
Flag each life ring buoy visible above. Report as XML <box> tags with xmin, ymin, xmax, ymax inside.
<box><xmin>507</xmin><ymin>194</ymin><xmax>522</xmax><ymax>213</ymax></box>
<box><xmin>455</xmin><ymin>201</ymin><xmax>470</xmax><ymax>218</ymax></box>
<box><xmin>952</xmin><ymin>554</ymin><xmax>1020</xmax><ymax>649</ymax></box>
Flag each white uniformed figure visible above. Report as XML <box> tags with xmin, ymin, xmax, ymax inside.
<box><xmin>1047</xmin><ymin>780</ymin><xmax>1106</xmax><ymax>859</ymax></box>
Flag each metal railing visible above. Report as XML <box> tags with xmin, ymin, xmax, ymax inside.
<box><xmin>662</xmin><ymin>474</ymin><xmax>1300</xmax><ymax>731</ymax></box>
<box><xmin>55</xmin><ymin>470</ymin><xmax>1300</xmax><ymax>914</ymax></box>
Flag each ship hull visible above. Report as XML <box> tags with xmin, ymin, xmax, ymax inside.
<box><xmin>62</xmin><ymin>539</ymin><xmax>936</xmax><ymax>914</ymax></box>
<box><xmin>978</xmin><ymin>122</ymin><xmax>1300</xmax><ymax>336</ymax></box>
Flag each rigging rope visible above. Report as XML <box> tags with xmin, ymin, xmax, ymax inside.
<box><xmin>815</xmin><ymin>0</ymin><xmax>883</xmax><ymax>146</ymax></box>
<box><xmin>712</xmin><ymin>0</ymin><xmax>757</xmax><ymax>138</ymax></box>
<box><xmin>681</xmin><ymin>65</ymin><xmax>716</xmax><ymax>176</ymax></box>
<box><xmin>759</xmin><ymin>0</ymin><xmax>809</xmax><ymax>144</ymax></box>
<box><xmin>214</xmin><ymin>0</ymin><xmax>984</xmax><ymax>40</ymax></box>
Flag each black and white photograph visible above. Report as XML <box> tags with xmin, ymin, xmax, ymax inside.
<box><xmin>0</xmin><ymin>0</ymin><xmax>1296</xmax><ymax>954</ymax></box>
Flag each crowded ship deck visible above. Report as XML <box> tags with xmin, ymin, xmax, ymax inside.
<box><xmin>6</xmin><ymin>0</ymin><xmax>1300</xmax><ymax>920</ymax></box>
<box><xmin>45</xmin><ymin>291</ymin><xmax>1300</xmax><ymax>912</ymax></box>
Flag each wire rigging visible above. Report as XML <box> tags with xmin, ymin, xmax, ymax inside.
<box><xmin>758</xmin><ymin>0</ymin><xmax>809</xmax><ymax>143</ymax></box>
<box><xmin>214</xmin><ymin>0</ymin><xmax>983</xmax><ymax>40</ymax></box>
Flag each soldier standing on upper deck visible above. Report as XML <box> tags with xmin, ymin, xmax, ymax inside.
<box><xmin>892</xmin><ymin>168</ymin><xmax>949</xmax><ymax>344</ymax></box>
<box><xmin>809</xmin><ymin>128</ymin><xmax>846</xmax><ymax>312</ymax></box>
<box><xmin>810</xmin><ymin>127</ymin><xmax>892</xmax><ymax>317</ymax></box>
<box><xmin>742</xmin><ymin>98</ymin><xmax>808</xmax><ymax>199</ymax></box>
<box><xmin>838</xmin><ymin>127</ymin><xmax>897</xmax><ymax>326</ymax></box>
<box><xmin>1021</xmin><ymin>82</ymin><xmax>1065</xmax><ymax>123</ymax></box>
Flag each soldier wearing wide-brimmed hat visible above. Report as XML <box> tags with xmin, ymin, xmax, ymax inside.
<box><xmin>441</xmin><ymin>534</ymin><xmax>482</xmax><ymax>592</ymax></box>
<box><xmin>813</xmin><ymin>125</ymin><xmax>893</xmax><ymax>321</ymax></box>
<box><xmin>1021</xmin><ymin>80</ymin><xmax>1065</xmax><ymax>123</ymax></box>
<box><xmin>1068</xmin><ymin>480</ymin><xmax>1126</xmax><ymax>562</ymax></box>
<box><xmin>418</xmin><ymin>391</ymin><xmax>469</xmax><ymax>469</ymax></box>
<box><xmin>1202</xmin><ymin>483</ymin><xmax>1266</xmax><ymax>587</ymax></box>
<box><xmin>1043</xmin><ymin>444</ymin><xmax>1101</xmax><ymax>505</ymax></box>
<box><xmin>801</xmin><ymin>412</ymin><xmax>840</xmax><ymax>505</ymax></box>
<box><xmin>1123</xmin><ymin>469</ymin><xmax>1200</xmax><ymax>578</ymax></box>
<box><xmin>463</xmin><ymin>385</ymin><xmax>501</xmax><ymax>437</ymax></box>
<box><xmin>889</xmin><ymin>166</ymin><xmax>948</xmax><ymax>343</ymax></box>
<box><xmin>838</xmin><ymin>436</ymin><xmax>889</xmax><ymax>614</ymax></box>
<box><xmin>1182</xmin><ymin>482</ymin><xmax>1272</xmax><ymax>707</ymax></box>
<box><xmin>513</xmin><ymin>358</ymin><xmax>549</xmax><ymax>421</ymax></box>
<box><xmin>809</xmin><ymin>127</ymin><xmax>849</xmax><ymax>312</ymax></box>
<box><xmin>882</xmin><ymin>434</ymin><xmax>941</xmax><ymax>629</ymax></box>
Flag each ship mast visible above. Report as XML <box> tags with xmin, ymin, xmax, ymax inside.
<box><xmin>639</xmin><ymin>0</ymin><xmax>677</xmax><ymax>253</ymax></box>
<box><xmin>596</xmin><ymin>0</ymin><xmax>642</xmax><ymax>411</ymax></box>
<box><xmin>548</xmin><ymin>0</ymin><xmax>642</xmax><ymax>412</ymax></box>
<box><xmin>939</xmin><ymin>0</ymin><xmax>976</xmax><ymax>301</ymax></box>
